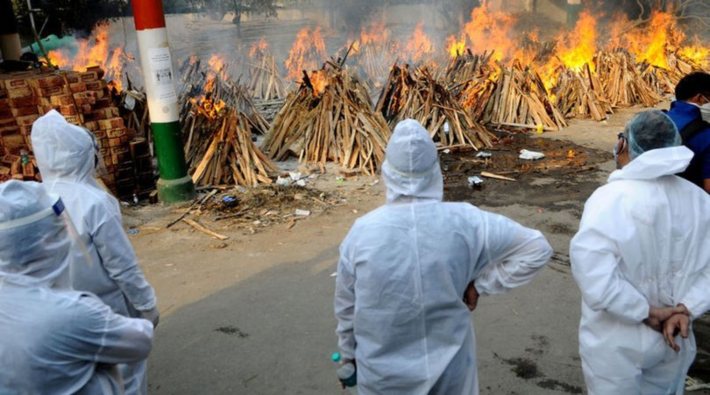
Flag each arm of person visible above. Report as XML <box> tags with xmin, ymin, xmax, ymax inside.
<box><xmin>334</xmin><ymin>247</ymin><xmax>356</xmax><ymax>362</ymax></box>
<box><xmin>92</xmin><ymin>213</ymin><xmax>157</xmax><ymax>315</ymax></box>
<box><xmin>569</xmin><ymin>198</ymin><xmax>650</xmax><ymax>324</ymax></box>
<box><xmin>60</xmin><ymin>294</ymin><xmax>153</xmax><ymax>364</ymax></box>
<box><xmin>473</xmin><ymin>212</ymin><xmax>553</xmax><ymax>296</ymax></box>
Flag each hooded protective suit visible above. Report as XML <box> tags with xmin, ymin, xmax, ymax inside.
<box><xmin>31</xmin><ymin>110</ymin><xmax>157</xmax><ymax>395</ymax></box>
<box><xmin>334</xmin><ymin>119</ymin><xmax>552</xmax><ymax>395</ymax></box>
<box><xmin>571</xmin><ymin>146</ymin><xmax>710</xmax><ymax>395</ymax></box>
<box><xmin>0</xmin><ymin>180</ymin><xmax>153</xmax><ymax>395</ymax></box>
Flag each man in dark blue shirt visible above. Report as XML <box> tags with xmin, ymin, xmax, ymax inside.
<box><xmin>666</xmin><ymin>72</ymin><xmax>710</xmax><ymax>193</ymax></box>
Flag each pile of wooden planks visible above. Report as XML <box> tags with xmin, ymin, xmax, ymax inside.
<box><xmin>248</xmin><ymin>52</ymin><xmax>287</xmax><ymax>101</ymax></box>
<box><xmin>0</xmin><ymin>68</ymin><xmax>136</xmax><ymax>197</ymax></box>
<box><xmin>551</xmin><ymin>64</ymin><xmax>613</xmax><ymax>122</ymax></box>
<box><xmin>188</xmin><ymin>108</ymin><xmax>277</xmax><ymax>187</ymax></box>
<box><xmin>444</xmin><ymin>50</ymin><xmax>496</xmax><ymax>88</ymax></box>
<box><xmin>596</xmin><ymin>51</ymin><xmax>663</xmax><ymax>108</ymax></box>
<box><xmin>375</xmin><ymin>64</ymin><xmax>494</xmax><ymax>149</ymax></box>
<box><xmin>355</xmin><ymin>43</ymin><xmax>396</xmax><ymax>93</ymax></box>
<box><xmin>263</xmin><ymin>62</ymin><xmax>390</xmax><ymax>175</ymax></box>
<box><xmin>477</xmin><ymin>62</ymin><xmax>568</xmax><ymax>131</ymax></box>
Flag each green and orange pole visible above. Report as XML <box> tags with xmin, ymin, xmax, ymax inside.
<box><xmin>132</xmin><ymin>0</ymin><xmax>195</xmax><ymax>203</ymax></box>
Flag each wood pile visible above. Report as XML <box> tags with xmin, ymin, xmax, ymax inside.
<box><xmin>355</xmin><ymin>43</ymin><xmax>396</xmax><ymax>92</ymax></box>
<box><xmin>596</xmin><ymin>51</ymin><xmax>663</xmax><ymax>108</ymax></box>
<box><xmin>0</xmin><ymin>68</ymin><xmax>136</xmax><ymax>198</ymax></box>
<box><xmin>444</xmin><ymin>50</ymin><xmax>496</xmax><ymax>89</ymax></box>
<box><xmin>179</xmin><ymin>58</ymin><xmax>269</xmax><ymax>136</ymax></box>
<box><xmin>188</xmin><ymin>107</ymin><xmax>277</xmax><ymax>187</ymax></box>
<box><xmin>248</xmin><ymin>52</ymin><xmax>287</xmax><ymax>101</ymax></box>
<box><xmin>375</xmin><ymin>64</ymin><xmax>494</xmax><ymax>149</ymax></box>
<box><xmin>263</xmin><ymin>62</ymin><xmax>390</xmax><ymax>175</ymax></box>
<box><xmin>551</xmin><ymin>64</ymin><xmax>613</xmax><ymax>122</ymax></box>
<box><xmin>477</xmin><ymin>62</ymin><xmax>567</xmax><ymax>131</ymax></box>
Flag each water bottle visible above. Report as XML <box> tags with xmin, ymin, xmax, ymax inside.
<box><xmin>332</xmin><ymin>352</ymin><xmax>357</xmax><ymax>394</ymax></box>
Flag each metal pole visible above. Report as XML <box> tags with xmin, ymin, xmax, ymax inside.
<box><xmin>0</xmin><ymin>0</ymin><xmax>22</xmax><ymax>60</ymax></box>
<box><xmin>132</xmin><ymin>0</ymin><xmax>195</xmax><ymax>203</ymax></box>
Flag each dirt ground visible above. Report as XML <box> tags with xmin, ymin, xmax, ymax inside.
<box><xmin>115</xmin><ymin>102</ymin><xmax>710</xmax><ymax>395</ymax></box>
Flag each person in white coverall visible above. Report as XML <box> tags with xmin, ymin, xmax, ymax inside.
<box><xmin>571</xmin><ymin>110</ymin><xmax>710</xmax><ymax>395</ymax></box>
<box><xmin>0</xmin><ymin>180</ymin><xmax>153</xmax><ymax>394</ymax></box>
<box><xmin>31</xmin><ymin>110</ymin><xmax>159</xmax><ymax>395</ymax></box>
<box><xmin>334</xmin><ymin>119</ymin><xmax>553</xmax><ymax>395</ymax></box>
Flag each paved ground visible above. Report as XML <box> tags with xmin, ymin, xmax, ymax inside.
<box><xmin>120</xmin><ymin>105</ymin><xmax>672</xmax><ymax>395</ymax></box>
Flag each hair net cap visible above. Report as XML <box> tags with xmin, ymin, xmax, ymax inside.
<box><xmin>382</xmin><ymin>119</ymin><xmax>443</xmax><ymax>203</ymax></box>
<box><xmin>626</xmin><ymin>110</ymin><xmax>682</xmax><ymax>159</ymax></box>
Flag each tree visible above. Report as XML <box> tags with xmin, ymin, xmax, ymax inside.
<box><xmin>12</xmin><ymin>0</ymin><xmax>128</xmax><ymax>36</ymax></box>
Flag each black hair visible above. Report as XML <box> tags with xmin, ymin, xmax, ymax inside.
<box><xmin>675</xmin><ymin>72</ymin><xmax>710</xmax><ymax>101</ymax></box>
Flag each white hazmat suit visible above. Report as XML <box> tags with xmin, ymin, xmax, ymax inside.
<box><xmin>571</xmin><ymin>146</ymin><xmax>710</xmax><ymax>394</ymax></box>
<box><xmin>31</xmin><ymin>110</ymin><xmax>158</xmax><ymax>395</ymax></box>
<box><xmin>0</xmin><ymin>180</ymin><xmax>153</xmax><ymax>395</ymax></box>
<box><xmin>334</xmin><ymin>119</ymin><xmax>553</xmax><ymax>395</ymax></box>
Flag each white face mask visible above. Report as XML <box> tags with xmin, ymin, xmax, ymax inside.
<box><xmin>700</xmin><ymin>103</ymin><xmax>710</xmax><ymax>123</ymax></box>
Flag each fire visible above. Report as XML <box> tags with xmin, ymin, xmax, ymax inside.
<box><xmin>46</xmin><ymin>23</ymin><xmax>128</xmax><ymax>90</ymax></box>
<box><xmin>447</xmin><ymin>35</ymin><xmax>466</xmax><ymax>59</ymax></box>
<box><xmin>309</xmin><ymin>70</ymin><xmax>328</xmax><ymax>97</ymax></box>
<box><xmin>249</xmin><ymin>38</ymin><xmax>270</xmax><ymax>59</ymax></box>
<box><xmin>192</xmin><ymin>96</ymin><xmax>227</xmax><ymax>119</ymax></box>
<box><xmin>404</xmin><ymin>23</ymin><xmax>434</xmax><ymax>63</ymax></box>
<box><xmin>208</xmin><ymin>54</ymin><xmax>226</xmax><ymax>74</ymax></box>
<box><xmin>360</xmin><ymin>19</ymin><xmax>389</xmax><ymax>47</ymax></box>
<box><xmin>463</xmin><ymin>1</ymin><xmax>516</xmax><ymax>61</ymax></box>
<box><xmin>678</xmin><ymin>43</ymin><xmax>710</xmax><ymax>68</ymax></box>
<box><xmin>285</xmin><ymin>26</ymin><xmax>327</xmax><ymax>81</ymax></box>
<box><xmin>556</xmin><ymin>12</ymin><xmax>598</xmax><ymax>72</ymax></box>
<box><xmin>626</xmin><ymin>11</ymin><xmax>680</xmax><ymax>69</ymax></box>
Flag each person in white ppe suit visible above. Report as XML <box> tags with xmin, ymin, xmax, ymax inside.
<box><xmin>31</xmin><ymin>110</ymin><xmax>158</xmax><ymax>395</ymax></box>
<box><xmin>571</xmin><ymin>110</ymin><xmax>710</xmax><ymax>395</ymax></box>
<box><xmin>334</xmin><ymin>119</ymin><xmax>553</xmax><ymax>394</ymax></box>
<box><xmin>0</xmin><ymin>180</ymin><xmax>153</xmax><ymax>394</ymax></box>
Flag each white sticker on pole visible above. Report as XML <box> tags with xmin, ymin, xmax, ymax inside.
<box><xmin>148</xmin><ymin>47</ymin><xmax>178</xmax><ymax>106</ymax></box>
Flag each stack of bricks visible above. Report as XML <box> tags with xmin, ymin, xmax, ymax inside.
<box><xmin>0</xmin><ymin>67</ymin><xmax>138</xmax><ymax>198</ymax></box>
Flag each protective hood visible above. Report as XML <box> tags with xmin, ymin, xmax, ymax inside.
<box><xmin>0</xmin><ymin>181</ymin><xmax>72</xmax><ymax>288</ymax></box>
<box><xmin>609</xmin><ymin>146</ymin><xmax>694</xmax><ymax>182</ymax></box>
<box><xmin>382</xmin><ymin>119</ymin><xmax>443</xmax><ymax>203</ymax></box>
<box><xmin>31</xmin><ymin>110</ymin><xmax>98</xmax><ymax>186</ymax></box>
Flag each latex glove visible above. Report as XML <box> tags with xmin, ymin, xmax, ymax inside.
<box><xmin>140</xmin><ymin>307</ymin><xmax>160</xmax><ymax>328</ymax></box>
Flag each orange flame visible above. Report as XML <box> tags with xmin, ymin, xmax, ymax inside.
<box><xmin>46</xmin><ymin>23</ymin><xmax>127</xmax><ymax>91</ymax></box>
<box><xmin>463</xmin><ymin>1</ymin><xmax>516</xmax><ymax>61</ymax></box>
<box><xmin>404</xmin><ymin>22</ymin><xmax>434</xmax><ymax>63</ymax></box>
<box><xmin>679</xmin><ymin>42</ymin><xmax>710</xmax><ymax>68</ymax></box>
<box><xmin>626</xmin><ymin>11</ymin><xmax>681</xmax><ymax>69</ymax></box>
<box><xmin>447</xmin><ymin>35</ymin><xmax>466</xmax><ymax>59</ymax></box>
<box><xmin>309</xmin><ymin>70</ymin><xmax>328</xmax><ymax>97</ymax></box>
<box><xmin>556</xmin><ymin>11</ymin><xmax>598</xmax><ymax>72</ymax></box>
<box><xmin>360</xmin><ymin>19</ymin><xmax>389</xmax><ymax>47</ymax></box>
<box><xmin>249</xmin><ymin>38</ymin><xmax>270</xmax><ymax>58</ymax></box>
<box><xmin>285</xmin><ymin>27</ymin><xmax>327</xmax><ymax>81</ymax></box>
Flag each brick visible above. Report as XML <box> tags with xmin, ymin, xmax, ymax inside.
<box><xmin>36</xmin><ymin>75</ymin><xmax>66</xmax><ymax>89</ymax></box>
<box><xmin>50</xmin><ymin>94</ymin><xmax>75</xmax><ymax>106</ymax></box>
<box><xmin>9</xmin><ymin>96</ymin><xmax>39</xmax><ymax>107</ymax></box>
<box><xmin>11</xmin><ymin>106</ymin><xmax>40</xmax><ymax>117</ymax></box>
<box><xmin>7</xmin><ymin>86</ymin><xmax>33</xmax><ymax>98</ymax></box>
<box><xmin>98</xmin><ymin>117</ymin><xmax>124</xmax><ymax>130</ymax></box>
<box><xmin>38</xmin><ymin>85</ymin><xmax>67</xmax><ymax>96</ymax></box>
<box><xmin>69</xmin><ymin>82</ymin><xmax>87</xmax><ymax>93</ymax></box>
<box><xmin>59</xmin><ymin>105</ymin><xmax>78</xmax><ymax>116</ymax></box>
<box><xmin>16</xmin><ymin>115</ymin><xmax>39</xmax><ymax>127</ymax></box>
<box><xmin>106</xmin><ymin>128</ymin><xmax>126</xmax><ymax>138</ymax></box>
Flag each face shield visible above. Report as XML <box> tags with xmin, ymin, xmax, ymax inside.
<box><xmin>0</xmin><ymin>181</ymin><xmax>91</xmax><ymax>290</ymax></box>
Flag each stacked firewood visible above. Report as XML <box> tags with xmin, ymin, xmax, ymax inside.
<box><xmin>551</xmin><ymin>64</ymin><xmax>613</xmax><ymax>121</ymax></box>
<box><xmin>477</xmin><ymin>62</ymin><xmax>568</xmax><ymax>131</ymax></box>
<box><xmin>444</xmin><ymin>50</ymin><xmax>496</xmax><ymax>88</ymax></box>
<box><xmin>376</xmin><ymin>64</ymin><xmax>494</xmax><ymax>149</ymax></box>
<box><xmin>188</xmin><ymin>107</ymin><xmax>277</xmax><ymax>187</ymax></box>
<box><xmin>248</xmin><ymin>51</ymin><xmax>287</xmax><ymax>101</ymax></box>
<box><xmin>596</xmin><ymin>51</ymin><xmax>663</xmax><ymax>108</ymax></box>
<box><xmin>263</xmin><ymin>62</ymin><xmax>390</xmax><ymax>175</ymax></box>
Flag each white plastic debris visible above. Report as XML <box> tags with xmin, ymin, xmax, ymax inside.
<box><xmin>295</xmin><ymin>209</ymin><xmax>311</xmax><ymax>217</ymax></box>
<box><xmin>467</xmin><ymin>176</ymin><xmax>484</xmax><ymax>187</ymax></box>
<box><xmin>443</xmin><ymin>149</ymin><xmax>451</xmax><ymax>154</ymax></box>
<box><xmin>276</xmin><ymin>176</ymin><xmax>291</xmax><ymax>186</ymax></box>
<box><xmin>289</xmin><ymin>171</ymin><xmax>303</xmax><ymax>181</ymax></box>
<box><xmin>476</xmin><ymin>151</ymin><xmax>492</xmax><ymax>158</ymax></box>
<box><xmin>519</xmin><ymin>149</ymin><xmax>545</xmax><ymax>160</ymax></box>
<box><xmin>443</xmin><ymin>121</ymin><xmax>451</xmax><ymax>135</ymax></box>
<box><xmin>296</xmin><ymin>179</ymin><xmax>307</xmax><ymax>187</ymax></box>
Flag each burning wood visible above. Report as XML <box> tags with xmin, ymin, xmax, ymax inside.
<box><xmin>263</xmin><ymin>62</ymin><xmax>390</xmax><ymax>175</ymax></box>
<box><xmin>478</xmin><ymin>62</ymin><xmax>567</xmax><ymax>131</ymax></box>
<box><xmin>248</xmin><ymin>39</ymin><xmax>287</xmax><ymax>101</ymax></box>
<box><xmin>376</xmin><ymin>64</ymin><xmax>494</xmax><ymax>149</ymax></box>
<box><xmin>552</xmin><ymin>64</ymin><xmax>613</xmax><ymax>122</ymax></box>
<box><xmin>596</xmin><ymin>51</ymin><xmax>663</xmax><ymax>108</ymax></box>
